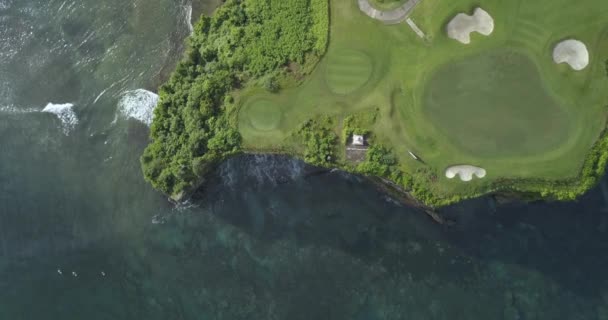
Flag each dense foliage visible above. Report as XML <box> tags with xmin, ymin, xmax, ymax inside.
<box><xmin>141</xmin><ymin>0</ymin><xmax>329</xmax><ymax>197</ymax></box>
<box><xmin>296</xmin><ymin>121</ymin><xmax>608</xmax><ymax>208</ymax></box>
<box><xmin>341</xmin><ymin>108</ymin><xmax>378</xmax><ymax>144</ymax></box>
<box><xmin>297</xmin><ymin>117</ymin><xmax>338</xmax><ymax>166</ymax></box>
<box><xmin>357</xmin><ymin>145</ymin><xmax>397</xmax><ymax>176</ymax></box>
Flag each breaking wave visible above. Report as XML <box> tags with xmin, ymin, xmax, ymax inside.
<box><xmin>0</xmin><ymin>105</ymin><xmax>38</xmax><ymax>114</ymax></box>
<box><xmin>183</xmin><ymin>4</ymin><xmax>194</xmax><ymax>34</ymax></box>
<box><xmin>116</xmin><ymin>89</ymin><xmax>159</xmax><ymax>126</ymax></box>
<box><xmin>41</xmin><ymin>103</ymin><xmax>78</xmax><ymax>135</ymax></box>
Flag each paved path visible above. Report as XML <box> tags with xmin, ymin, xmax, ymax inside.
<box><xmin>405</xmin><ymin>18</ymin><xmax>426</xmax><ymax>38</ymax></box>
<box><xmin>358</xmin><ymin>0</ymin><xmax>422</xmax><ymax>24</ymax></box>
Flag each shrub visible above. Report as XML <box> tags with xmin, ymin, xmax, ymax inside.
<box><xmin>297</xmin><ymin>117</ymin><xmax>338</xmax><ymax>166</ymax></box>
<box><xmin>141</xmin><ymin>0</ymin><xmax>330</xmax><ymax>197</ymax></box>
<box><xmin>341</xmin><ymin>108</ymin><xmax>379</xmax><ymax>144</ymax></box>
<box><xmin>263</xmin><ymin>75</ymin><xmax>280</xmax><ymax>93</ymax></box>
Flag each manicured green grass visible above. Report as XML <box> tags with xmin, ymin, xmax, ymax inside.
<box><xmin>237</xmin><ymin>0</ymin><xmax>608</xmax><ymax>202</ymax></box>
<box><xmin>368</xmin><ymin>0</ymin><xmax>408</xmax><ymax>11</ymax></box>
<box><xmin>325</xmin><ymin>49</ymin><xmax>373</xmax><ymax>94</ymax></box>
<box><xmin>244</xmin><ymin>99</ymin><xmax>283</xmax><ymax>131</ymax></box>
<box><xmin>422</xmin><ymin>49</ymin><xmax>573</xmax><ymax>158</ymax></box>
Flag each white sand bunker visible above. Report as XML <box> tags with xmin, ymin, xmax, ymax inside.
<box><xmin>447</xmin><ymin>8</ymin><xmax>494</xmax><ymax>44</ymax></box>
<box><xmin>553</xmin><ymin>39</ymin><xmax>589</xmax><ymax>71</ymax></box>
<box><xmin>445</xmin><ymin>165</ymin><xmax>487</xmax><ymax>182</ymax></box>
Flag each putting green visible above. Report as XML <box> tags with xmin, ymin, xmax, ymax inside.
<box><xmin>243</xmin><ymin>99</ymin><xmax>282</xmax><ymax>131</ymax></box>
<box><xmin>422</xmin><ymin>49</ymin><xmax>572</xmax><ymax>158</ymax></box>
<box><xmin>325</xmin><ymin>49</ymin><xmax>373</xmax><ymax>95</ymax></box>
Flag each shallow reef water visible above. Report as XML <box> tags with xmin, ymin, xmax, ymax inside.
<box><xmin>4</xmin><ymin>154</ymin><xmax>608</xmax><ymax>319</ymax></box>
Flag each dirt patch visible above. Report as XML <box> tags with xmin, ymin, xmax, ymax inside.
<box><xmin>346</xmin><ymin>146</ymin><xmax>368</xmax><ymax>163</ymax></box>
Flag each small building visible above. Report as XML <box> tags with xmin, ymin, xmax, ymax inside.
<box><xmin>346</xmin><ymin>134</ymin><xmax>368</xmax><ymax>163</ymax></box>
<box><xmin>352</xmin><ymin>134</ymin><xmax>366</xmax><ymax>146</ymax></box>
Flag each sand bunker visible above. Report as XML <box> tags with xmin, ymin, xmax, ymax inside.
<box><xmin>445</xmin><ymin>165</ymin><xmax>486</xmax><ymax>182</ymax></box>
<box><xmin>553</xmin><ymin>39</ymin><xmax>589</xmax><ymax>71</ymax></box>
<box><xmin>447</xmin><ymin>8</ymin><xmax>494</xmax><ymax>44</ymax></box>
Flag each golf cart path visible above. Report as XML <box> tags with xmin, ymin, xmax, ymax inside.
<box><xmin>358</xmin><ymin>0</ymin><xmax>422</xmax><ymax>24</ymax></box>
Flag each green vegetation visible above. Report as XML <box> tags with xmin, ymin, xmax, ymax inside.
<box><xmin>325</xmin><ymin>49</ymin><xmax>373</xmax><ymax>94</ymax></box>
<box><xmin>369</xmin><ymin>0</ymin><xmax>407</xmax><ymax>11</ymax></box>
<box><xmin>141</xmin><ymin>0</ymin><xmax>329</xmax><ymax>198</ymax></box>
<box><xmin>244</xmin><ymin>99</ymin><xmax>282</xmax><ymax>131</ymax></box>
<box><xmin>145</xmin><ymin>0</ymin><xmax>608</xmax><ymax>207</ymax></box>
<box><xmin>235</xmin><ymin>0</ymin><xmax>608</xmax><ymax>206</ymax></box>
<box><xmin>357</xmin><ymin>145</ymin><xmax>398</xmax><ymax>177</ymax></box>
<box><xmin>491</xmin><ymin>129</ymin><xmax>608</xmax><ymax>201</ymax></box>
<box><xmin>341</xmin><ymin>108</ymin><xmax>378</xmax><ymax>144</ymax></box>
<box><xmin>422</xmin><ymin>49</ymin><xmax>572</xmax><ymax>158</ymax></box>
<box><xmin>297</xmin><ymin>116</ymin><xmax>338</xmax><ymax>166</ymax></box>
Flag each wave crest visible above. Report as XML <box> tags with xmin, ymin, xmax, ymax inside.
<box><xmin>41</xmin><ymin>103</ymin><xmax>78</xmax><ymax>135</ymax></box>
<box><xmin>117</xmin><ymin>89</ymin><xmax>159</xmax><ymax>126</ymax></box>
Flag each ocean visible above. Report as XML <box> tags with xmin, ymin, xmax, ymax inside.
<box><xmin>1</xmin><ymin>0</ymin><xmax>608</xmax><ymax>318</ymax></box>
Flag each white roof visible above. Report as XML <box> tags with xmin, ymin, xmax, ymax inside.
<box><xmin>352</xmin><ymin>134</ymin><xmax>365</xmax><ymax>145</ymax></box>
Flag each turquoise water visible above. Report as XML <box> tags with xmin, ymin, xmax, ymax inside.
<box><xmin>2</xmin><ymin>0</ymin><xmax>608</xmax><ymax>318</ymax></box>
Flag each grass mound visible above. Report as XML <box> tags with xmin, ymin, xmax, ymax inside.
<box><xmin>244</xmin><ymin>99</ymin><xmax>283</xmax><ymax>131</ymax></box>
<box><xmin>422</xmin><ymin>49</ymin><xmax>572</xmax><ymax>158</ymax></box>
<box><xmin>325</xmin><ymin>49</ymin><xmax>373</xmax><ymax>95</ymax></box>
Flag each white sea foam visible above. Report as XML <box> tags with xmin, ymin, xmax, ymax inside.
<box><xmin>183</xmin><ymin>5</ymin><xmax>194</xmax><ymax>34</ymax></box>
<box><xmin>41</xmin><ymin>103</ymin><xmax>78</xmax><ymax>135</ymax></box>
<box><xmin>93</xmin><ymin>88</ymin><xmax>109</xmax><ymax>104</ymax></box>
<box><xmin>116</xmin><ymin>89</ymin><xmax>159</xmax><ymax>126</ymax></box>
<box><xmin>0</xmin><ymin>105</ymin><xmax>38</xmax><ymax>114</ymax></box>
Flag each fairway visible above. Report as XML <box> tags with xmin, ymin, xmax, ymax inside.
<box><xmin>422</xmin><ymin>49</ymin><xmax>572</xmax><ymax>158</ymax></box>
<box><xmin>236</xmin><ymin>0</ymin><xmax>608</xmax><ymax>204</ymax></box>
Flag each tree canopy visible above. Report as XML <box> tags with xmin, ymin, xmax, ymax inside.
<box><xmin>141</xmin><ymin>0</ymin><xmax>329</xmax><ymax>198</ymax></box>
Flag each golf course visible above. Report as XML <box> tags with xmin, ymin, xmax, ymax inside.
<box><xmin>236</xmin><ymin>0</ymin><xmax>608</xmax><ymax>204</ymax></box>
<box><xmin>143</xmin><ymin>0</ymin><xmax>608</xmax><ymax>206</ymax></box>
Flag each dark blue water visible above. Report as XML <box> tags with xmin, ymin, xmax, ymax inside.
<box><xmin>1</xmin><ymin>0</ymin><xmax>608</xmax><ymax>319</ymax></box>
